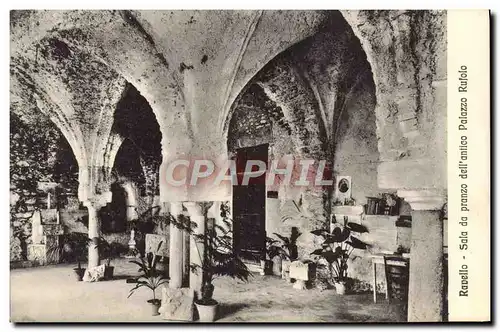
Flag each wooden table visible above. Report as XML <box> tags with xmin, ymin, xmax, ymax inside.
<box><xmin>370</xmin><ymin>254</ymin><xmax>409</xmax><ymax>303</ymax></box>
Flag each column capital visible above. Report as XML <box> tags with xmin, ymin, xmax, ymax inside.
<box><xmin>82</xmin><ymin>191</ymin><xmax>112</xmax><ymax>210</ymax></box>
<box><xmin>169</xmin><ymin>202</ymin><xmax>184</xmax><ymax>216</ymax></box>
<box><xmin>78</xmin><ymin>165</ymin><xmax>114</xmax><ymax>203</ymax></box>
<box><xmin>397</xmin><ymin>189</ymin><xmax>447</xmax><ymax>211</ymax></box>
<box><xmin>183</xmin><ymin>201</ymin><xmax>213</xmax><ymax>217</ymax></box>
<box><xmin>207</xmin><ymin>201</ymin><xmax>222</xmax><ymax>219</ymax></box>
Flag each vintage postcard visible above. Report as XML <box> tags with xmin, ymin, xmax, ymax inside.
<box><xmin>9</xmin><ymin>9</ymin><xmax>490</xmax><ymax>323</ymax></box>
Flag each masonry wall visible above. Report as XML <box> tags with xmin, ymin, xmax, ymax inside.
<box><xmin>333</xmin><ymin>79</ymin><xmax>379</xmax><ymax>206</ymax></box>
<box><xmin>328</xmin><ymin>76</ymin><xmax>408</xmax><ymax>289</ymax></box>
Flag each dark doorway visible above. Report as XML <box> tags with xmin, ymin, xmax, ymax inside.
<box><xmin>100</xmin><ymin>183</ymin><xmax>127</xmax><ymax>233</ymax></box>
<box><xmin>233</xmin><ymin>143</ymin><xmax>268</xmax><ymax>264</ymax></box>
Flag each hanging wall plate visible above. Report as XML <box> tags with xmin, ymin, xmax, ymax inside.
<box><xmin>335</xmin><ymin>176</ymin><xmax>352</xmax><ymax>203</ymax></box>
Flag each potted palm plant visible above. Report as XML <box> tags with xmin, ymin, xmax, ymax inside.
<box><xmin>127</xmin><ymin>242</ymin><xmax>167</xmax><ymax>316</ymax></box>
<box><xmin>310</xmin><ymin>216</ymin><xmax>369</xmax><ymax>294</ymax></box>
<box><xmin>191</xmin><ymin>204</ymin><xmax>251</xmax><ymax>322</ymax></box>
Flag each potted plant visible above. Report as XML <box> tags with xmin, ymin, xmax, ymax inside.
<box><xmin>310</xmin><ymin>216</ymin><xmax>369</xmax><ymax>295</ymax></box>
<box><xmin>270</xmin><ymin>227</ymin><xmax>302</xmax><ymax>277</ymax></box>
<box><xmin>47</xmin><ymin>231</ymin><xmax>88</xmax><ymax>281</ymax></box>
<box><xmin>191</xmin><ymin>203</ymin><xmax>251</xmax><ymax>322</ymax></box>
<box><xmin>94</xmin><ymin>238</ymin><xmax>123</xmax><ymax>280</ymax></box>
<box><xmin>70</xmin><ymin>234</ymin><xmax>90</xmax><ymax>281</ymax></box>
<box><xmin>264</xmin><ymin>237</ymin><xmax>286</xmax><ymax>276</ymax></box>
<box><xmin>127</xmin><ymin>242</ymin><xmax>167</xmax><ymax>316</ymax></box>
<box><xmin>72</xmin><ymin>261</ymin><xmax>86</xmax><ymax>281</ymax></box>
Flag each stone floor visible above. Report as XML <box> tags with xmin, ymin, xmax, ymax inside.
<box><xmin>10</xmin><ymin>258</ymin><xmax>406</xmax><ymax>323</ymax></box>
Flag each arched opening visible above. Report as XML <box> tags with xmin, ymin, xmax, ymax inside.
<box><xmin>99</xmin><ymin>182</ymin><xmax>127</xmax><ymax>233</ymax></box>
<box><xmin>227</xmin><ymin>84</ymin><xmax>292</xmax><ymax>264</ymax></box>
<box><xmin>226</xmin><ymin>10</ymin><xmax>378</xmax><ymax>271</ymax></box>
<box><xmin>105</xmin><ymin>83</ymin><xmax>163</xmax><ymax>241</ymax></box>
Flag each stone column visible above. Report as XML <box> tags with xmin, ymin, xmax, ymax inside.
<box><xmin>183</xmin><ymin>202</ymin><xmax>211</xmax><ymax>298</ymax></box>
<box><xmin>124</xmin><ymin>182</ymin><xmax>138</xmax><ymax>221</ymax></box>
<box><xmin>182</xmin><ymin>227</ymin><xmax>190</xmax><ymax>287</ymax></box>
<box><xmin>398</xmin><ymin>190</ymin><xmax>446</xmax><ymax>322</ymax></box>
<box><xmin>207</xmin><ymin>202</ymin><xmax>222</xmax><ymax>226</ymax></box>
<box><xmin>83</xmin><ymin>199</ymin><xmax>107</xmax><ymax>269</ymax></box>
<box><xmin>169</xmin><ymin>202</ymin><xmax>184</xmax><ymax>289</ymax></box>
<box><xmin>78</xmin><ymin>164</ymin><xmax>113</xmax><ymax>269</ymax></box>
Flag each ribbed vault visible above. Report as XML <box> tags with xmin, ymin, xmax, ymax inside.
<box><xmin>10</xmin><ymin>10</ymin><xmax>447</xmax><ymax>202</ymax></box>
<box><xmin>226</xmin><ymin>11</ymin><xmax>375</xmax><ymax>163</ymax></box>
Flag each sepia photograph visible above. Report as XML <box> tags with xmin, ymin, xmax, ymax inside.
<box><xmin>8</xmin><ymin>8</ymin><xmax>490</xmax><ymax>323</ymax></box>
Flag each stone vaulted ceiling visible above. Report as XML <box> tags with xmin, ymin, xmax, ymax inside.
<box><xmin>10</xmin><ymin>10</ymin><xmax>331</xmax><ymax>158</ymax></box>
<box><xmin>10</xmin><ymin>10</ymin><xmax>354</xmax><ymax>201</ymax></box>
<box><xmin>10</xmin><ymin>10</ymin><xmax>447</xmax><ymax>202</ymax></box>
<box><xmin>228</xmin><ymin>12</ymin><xmax>374</xmax><ymax>160</ymax></box>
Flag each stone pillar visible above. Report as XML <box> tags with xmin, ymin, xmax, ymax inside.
<box><xmin>125</xmin><ymin>181</ymin><xmax>138</xmax><ymax>221</ymax></box>
<box><xmin>78</xmin><ymin>164</ymin><xmax>113</xmax><ymax>269</ymax></box>
<box><xmin>169</xmin><ymin>202</ymin><xmax>184</xmax><ymax>289</ymax></box>
<box><xmin>83</xmin><ymin>200</ymin><xmax>106</xmax><ymax>269</ymax></box>
<box><xmin>398</xmin><ymin>190</ymin><xmax>446</xmax><ymax>322</ymax></box>
<box><xmin>183</xmin><ymin>202</ymin><xmax>211</xmax><ymax>298</ymax></box>
<box><xmin>207</xmin><ymin>202</ymin><xmax>222</xmax><ymax>226</ymax></box>
<box><xmin>126</xmin><ymin>206</ymin><xmax>138</xmax><ymax>222</ymax></box>
<box><xmin>182</xmin><ymin>227</ymin><xmax>190</xmax><ymax>287</ymax></box>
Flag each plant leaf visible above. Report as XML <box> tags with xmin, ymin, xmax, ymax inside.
<box><xmin>347</xmin><ymin>222</ymin><xmax>368</xmax><ymax>233</ymax></box>
<box><xmin>310</xmin><ymin>229</ymin><xmax>329</xmax><ymax>237</ymax></box>
<box><xmin>347</xmin><ymin>237</ymin><xmax>368</xmax><ymax>249</ymax></box>
<box><xmin>310</xmin><ymin>249</ymin><xmax>324</xmax><ymax>255</ymax></box>
<box><xmin>273</xmin><ymin>233</ymin><xmax>289</xmax><ymax>245</ymax></box>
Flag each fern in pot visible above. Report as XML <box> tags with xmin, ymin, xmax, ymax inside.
<box><xmin>310</xmin><ymin>216</ymin><xmax>369</xmax><ymax>295</ymax></box>
<box><xmin>191</xmin><ymin>204</ymin><xmax>251</xmax><ymax>322</ymax></box>
<box><xmin>127</xmin><ymin>242</ymin><xmax>167</xmax><ymax>316</ymax></box>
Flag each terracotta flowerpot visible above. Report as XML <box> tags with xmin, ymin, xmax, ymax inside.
<box><xmin>73</xmin><ymin>268</ymin><xmax>85</xmax><ymax>281</ymax></box>
<box><xmin>195</xmin><ymin>300</ymin><xmax>218</xmax><ymax>322</ymax></box>
<box><xmin>335</xmin><ymin>282</ymin><xmax>347</xmax><ymax>295</ymax></box>
<box><xmin>148</xmin><ymin>299</ymin><xmax>161</xmax><ymax>316</ymax></box>
<box><xmin>104</xmin><ymin>266</ymin><xmax>114</xmax><ymax>280</ymax></box>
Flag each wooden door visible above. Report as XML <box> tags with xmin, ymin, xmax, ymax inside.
<box><xmin>232</xmin><ymin>144</ymin><xmax>268</xmax><ymax>263</ymax></box>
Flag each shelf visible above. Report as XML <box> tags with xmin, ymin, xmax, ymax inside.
<box><xmin>364</xmin><ymin>214</ymin><xmax>399</xmax><ymax>219</ymax></box>
<box><xmin>331</xmin><ymin>205</ymin><xmax>364</xmax><ymax>216</ymax></box>
<box><xmin>363</xmin><ymin>215</ymin><xmax>399</xmax><ymax>224</ymax></box>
